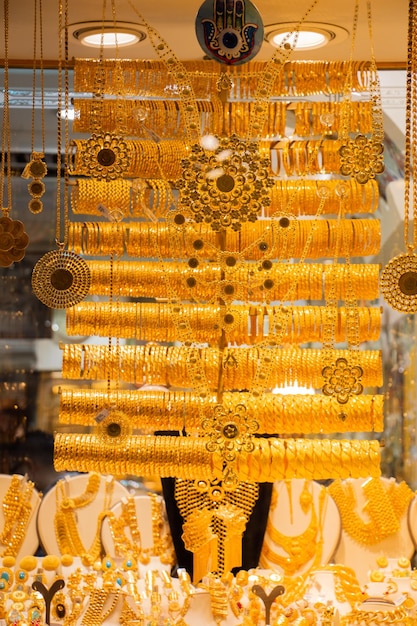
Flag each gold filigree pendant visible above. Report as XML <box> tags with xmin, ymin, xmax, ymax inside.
<box><xmin>380</xmin><ymin>252</ymin><xmax>417</xmax><ymax>313</ymax></box>
<box><xmin>339</xmin><ymin>134</ymin><xmax>384</xmax><ymax>184</ymax></box>
<box><xmin>32</xmin><ymin>249</ymin><xmax>91</xmax><ymax>309</ymax></box>
<box><xmin>322</xmin><ymin>357</ymin><xmax>364</xmax><ymax>404</ymax></box>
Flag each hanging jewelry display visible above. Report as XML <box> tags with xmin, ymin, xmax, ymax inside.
<box><xmin>71</xmin><ymin>1</ymin><xmax>132</xmax><ymax>182</ymax></box>
<box><xmin>21</xmin><ymin>0</ymin><xmax>48</xmax><ymax>214</ymax></box>
<box><xmin>55</xmin><ymin>0</ymin><xmax>384</xmax><ymax>582</ymax></box>
<box><xmin>338</xmin><ymin>0</ymin><xmax>384</xmax><ymax>185</ymax></box>
<box><xmin>0</xmin><ymin>0</ymin><xmax>29</xmax><ymax>268</ymax></box>
<box><xmin>59</xmin><ymin>10</ymin><xmax>383</xmax><ymax>457</ymax></box>
<box><xmin>380</xmin><ymin>0</ymin><xmax>417</xmax><ymax>313</ymax></box>
<box><xmin>32</xmin><ymin>0</ymin><xmax>91</xmax><ymax>309</ymax></box>
<box><xmin>321</xmin><ymin>184</ymin><xmax>364</xmax><ymax>407</ymax></box>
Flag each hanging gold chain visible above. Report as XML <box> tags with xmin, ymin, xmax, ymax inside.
<box><xmin>1</xmin><ymin>0</ymin><xmax>11</xmax><ymax>214</ymax></box>
<box><xmin>403</xmin><ymin>0</ymin><xmax>416</xmax><ymax>252</ymax></box>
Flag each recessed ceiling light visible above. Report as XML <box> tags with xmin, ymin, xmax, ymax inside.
<box><xmin>265</xmin><ymin>22</ymin><xmax>349</xmax><ymax>51</ymax></box>
<box><xmin>70</xmin><ymin>22</ymin><xmax>147</xmax><ymax>48</ymax></box>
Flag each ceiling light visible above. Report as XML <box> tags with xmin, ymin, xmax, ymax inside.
<box><xmin>265</xmin><ymin>22</ymin><xmax>349</xmax><ymax>51</ymax></box>
<box><xmin>70</xmin><ymin>22</ymin><xmax>146</xmax><ymax>48</ymax></box>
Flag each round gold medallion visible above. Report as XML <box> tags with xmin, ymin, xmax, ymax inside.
<box><xmin>32</xmin><ymin>249</ymin><xmax>91</xmax><ymax>309</ymax></box>
<box><xmin>380</xmin><ymin>253</ymin><xmax>417</xmax><ymax>313</ymax></box>
<box><xmin>96</xmin><ymin>411</ymin><xmax>131</xmax><ymax>447</ymax></box>
<box><xmin>28</xmin><ymin>159</ymin><xmax>47</xmax><ymax>179</ymax></box>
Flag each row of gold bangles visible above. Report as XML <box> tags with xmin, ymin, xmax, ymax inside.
<box><xmin>73</xmin><ymin>97</ymin><xmax>189</xmax><ymax>136</ymax></box>
<box><xmin>67</xmin><ymin>134</ymin><xmax>382</xmax><ymax>180</ymax></box>
<box><xmin>70</xmin><ymin>178</ymin><xmax>134</xmax><ymax>217</ymax></box>
<box><xmin>72</xmin><ymin>98</ymin><xmax>287</xmax><ymax>138</ymax></box>
<box><xmin>209</xmin><ymin>217</ymin><xmax>378</xmax><ymax>261</ymax></box>
<box><xmin>60</xmin><ymin>344</ymin><xmax>383</xmax><ymax>388</ymax></box>
<box><xmin>272</xmin><ymin>139</ymin><xmax>341</xmax><ymax>176</ymax></box>
<box><xmin>54</xmin><ymin>432</ymin><xmax>219</xmax><ymax>480</ymax></box>
<box><xmin>66</xmin><ymin>217</ymin><xmax>380</xmax><ymax>260</ymax></box>
<box><xmin>68</xmin><ymin>138</ymin><xmax>187</xmax><ymax>180</ymax></box>
<box><xmin>54</xmin><ymin>433</ymin><xmax>381</xmax><ymax>482</ymax></box>
<box><xmin>71</xmin><ymin>178</ymin><xmax>172</xmax><ymax>218</ymax></box>
<box><xmin>86</xmin><ymin>260</ymin><xmax>380</xmax><ymax>302</ymax></box>
<box><xmin>276</xmin><ymin>135</ymin><xmax>383</xmax><ymax>178</ymax></box>
<box><xmin>65</xmin><ymin>301</ymin><xmax>382</xmax><ymax>344</ymax></box>
<box><xmin>58</xmin><ymin>386</ymin><xmax>384</xmax><ymax>434</ymax></box>
<box><xmin>284</xmin><ymin>60</ymin><xmax>374</xmax><ymax>96</ymax></box>
<box><xmin>236</xmin><ymin>437</ymin><xmax>381</xmax><ymax>482</ymax></box>
<box><xmin>70</xmin><ymin>98</ymin><xmax>373</xmax><ymax>141</ymax></box>
<box><xmin>65</xmin><ymin>302</ymin><xmax>248</xmax><ymax>343</ymax></box>
<box><xmin>288</xmin><ymin>218</ymin><xmax>381</xmax><ymax>259</ymax></box>
<box><xmin>269</xmin><ymin>178</ymin><xmax>379</xmax><ymax>216</ymax></box>
<box><xmin>69</xmin><ymin>176</ymin><xmax>378</xmax><ymax>219</ymax></box>
<box><xmin>72</xmin><ymin>59</ymin><xmax>373</xmax><ymax>98</ymax></box>
<box><xmin>291</xmin><ymin>100</ymin><xmax>373</xmax><ymax>137</ymax></box>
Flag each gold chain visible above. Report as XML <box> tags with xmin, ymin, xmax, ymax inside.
<box><xmin>0</xmin><ymin>0</ymin><xmax>11</xmax><ymax>214</ymax></box>
<box><xmin>404</xmin><ymin>0</ymin><xmax>417</xmax><ymax>251</ymax></box>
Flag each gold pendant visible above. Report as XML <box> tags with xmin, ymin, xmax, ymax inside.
<box><xmin>32</xmin><ymin>249</ymin><xmax>91</xmax><ymax>309</ymax></box>
<box><xmin>380</xmin><ymin>252</ymin><xmax>417</xmax><ymax>313</ymax></box>
<box><xmin>339</xmin><ymin>135</ymin><xmax>384</xmax><ymax>184</ymax></box>
<box><xmin>0</xmin><ymin>214</ymin><xmax>29</xmax><ymax>267</ymax></box>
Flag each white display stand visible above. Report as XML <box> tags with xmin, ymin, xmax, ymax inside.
<box><xmin>37</xmin><ymin>473</ymin><xmax>129</xmax><ymax>557</ymax></box>
<box><xmin>101</xmin><ymin>493</ymin><xmax>173</xmax><ymax>574</ymax></box>
<box><xmin>406</xmin><ymin>496</ymin><xmax>417</xmax><ymax>548</ymax></box>
<box><xmin>260</xmin><ymin>479</ymin><xmax>341</xmax><ymax>576</ymax></box>
<box><xmin>331</xmin><ymin>477</ymin><xmax>415</xmax><ymax>585</ymax></box>
<box><xmin>0</xmin><ymin>473</ymin><xmax>41</xmax><ymax>559</ymax></box>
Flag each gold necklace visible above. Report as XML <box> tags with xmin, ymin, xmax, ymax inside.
<box><xmin>327</xmin><ymin>477</ymin><xmax>414</xmax><ymax>545</ymax></box>
<box><xmin>259</xmin><ymin>484</ymin><xmax>325</xmax><ymax>576</ymax></box>
<box><xmin>1</xmin><ymin>476</ymin><xmax>36</xmax><ymax>557</ymax></box>
<box><xmin>380</xmin><ymin>0</ymin><xmax>417</xmax><ymax>312</ymax></box>
<box><xmin>54</xmin><ymin>474</ymin><xmax>113</xmax><ymax>564</ymax></box>
<box><xmin>338</xmin><ymin>0</ymin><xmax>384</xmax><ymax>184</ymax></box>
<box><xmin>175</xmin><ymin>478</ymin><xmax>259</xmax><ymax>581</ymax></box>
<box><xmin>0</xmin><ymin>0</ymin><xmax>29</xmax><ymax>267</ymax></box>
<box><xmin>80</xmin><ymin>588</ymin><xmax>121</xmax><ymax>626</ymax></box>
<box><xmin>149</xmin><ymin>492</ymin><xmax>175</xmax><ymax>565</ymax></box>
<box><xmin>106</xmin><ymin>496</ymin><xmax>151</xmax><ymax>565</ymax></box>
<box><xmin>106</xmin><ymin>494</ymin><xmax>174</xmax><ymax>566</ymax></box>
<box><xmin>21</xmin><ymin>0</ymin><xmax>48</xmax><ymax>214</ymax></box>
<box><xmin>31</xmin><ymin>0</ymin><xmax>91</xmax><ymax>309</ymax></box>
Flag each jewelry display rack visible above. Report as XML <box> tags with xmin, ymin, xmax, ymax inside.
<box><xmin>51</xmin><ymin>1</ymin><xmax>385</xmax><ymax>580</ymax></box>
